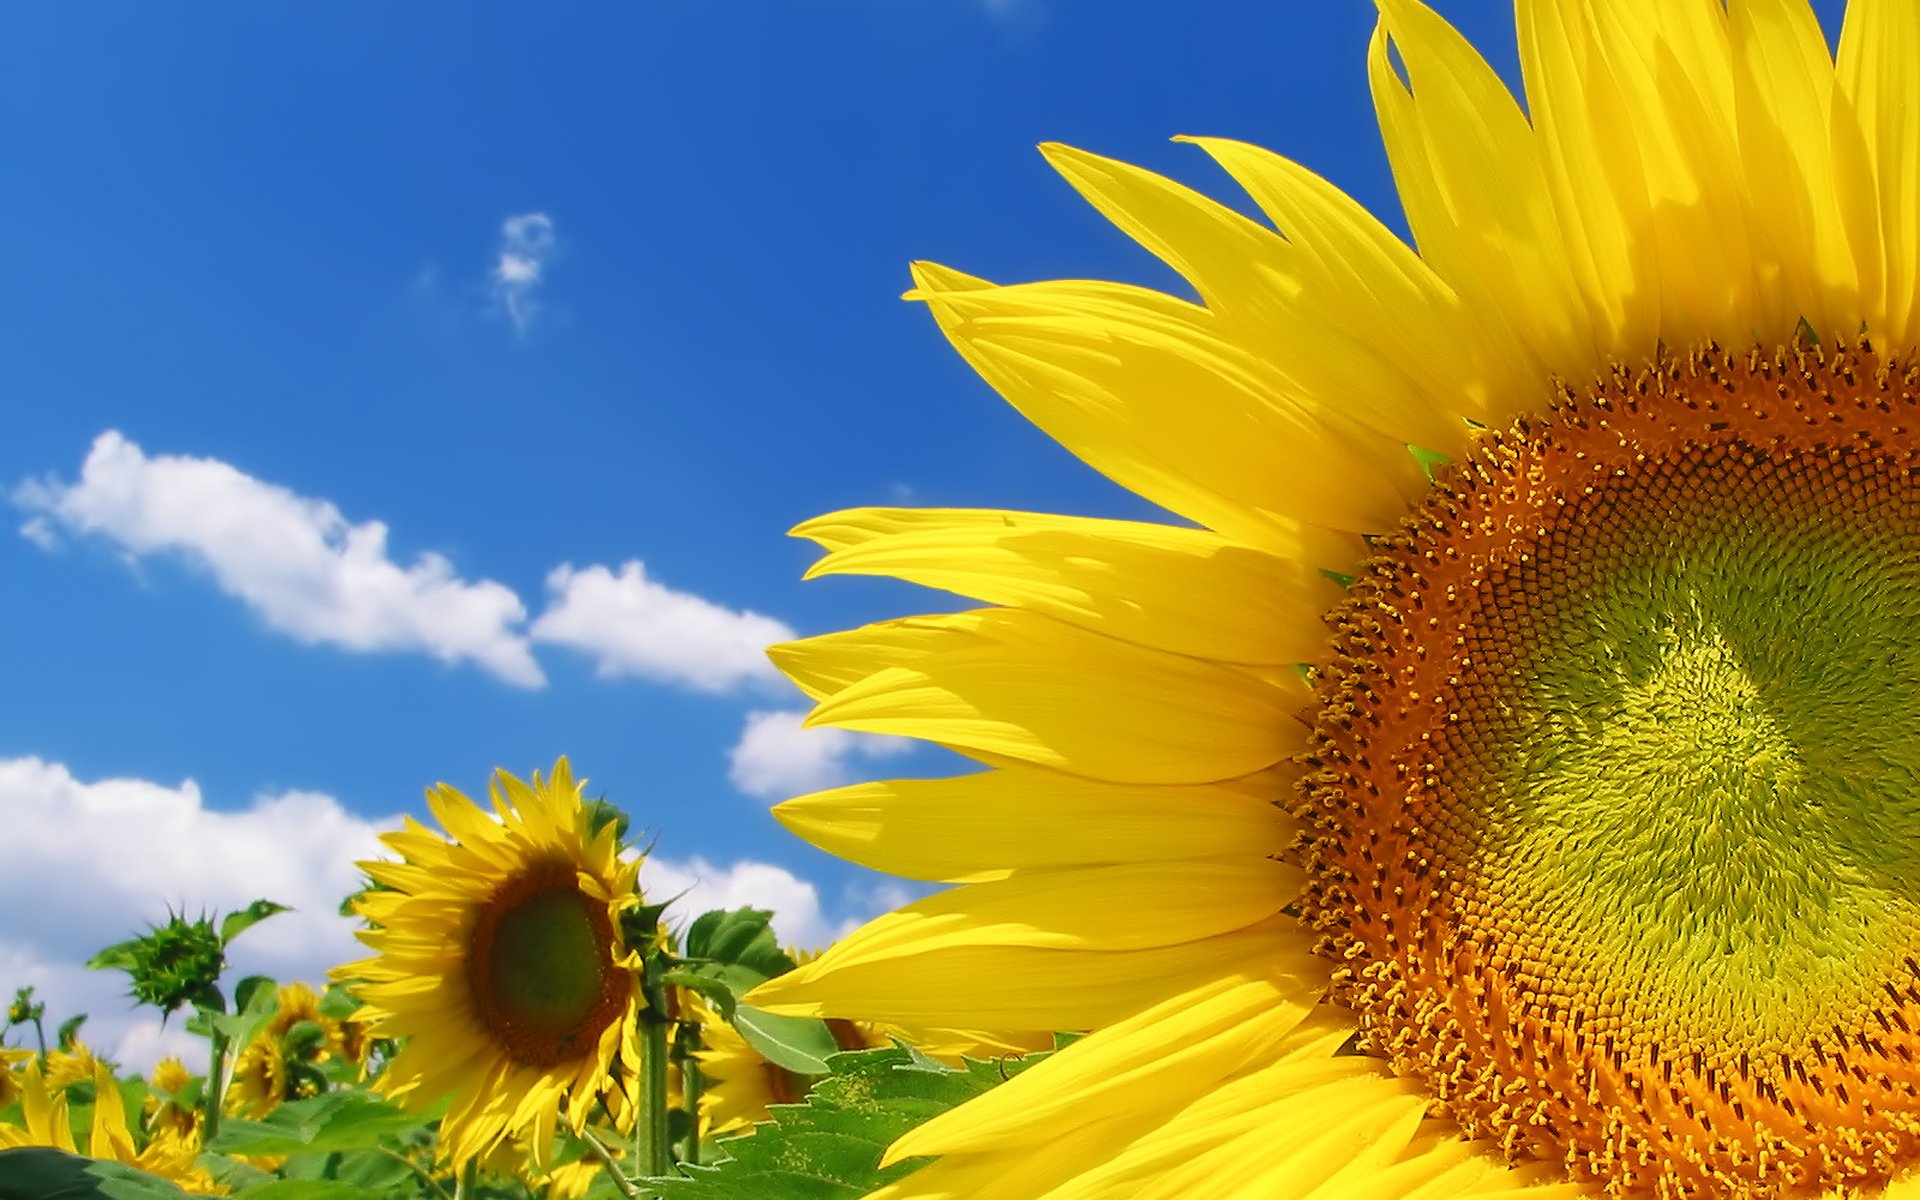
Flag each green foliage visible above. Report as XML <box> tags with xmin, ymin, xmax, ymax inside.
<box><xmin>682</xmin><ymin>909</ymin><xmax>797</xmax><ymax>981</ymax></box>
<box><xmin>220</xmin><ymin>901</ymin><xmax>291</xmax><ymax>948</ymax></box>
<box><xmin>208</xmin><ymin>1090</ymin><xmax>429</xmax><ymax>1158</ymax></box>
<box><xmin>651</xmin><ymin>1045</ymin><xmax>1054</xmax><ymax>1200</ymax></box>
<box><xmin>0</xmin><ymin>1148</ymin><xmax>191</xmax><ymax>1200</ymax></box>
<box><xmin>729</xmin><ymin>1007</ymin><xmax>841</xmax><ymax>1076</ymax></box>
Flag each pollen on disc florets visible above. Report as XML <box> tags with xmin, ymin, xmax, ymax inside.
<box><xmin>1299</xmin><ymin>338</ymin><xmax>1920</xmax><ymax>1198</ymax></box>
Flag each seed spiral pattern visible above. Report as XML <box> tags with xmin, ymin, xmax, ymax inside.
<box><xmin>1302</xmin><ymin>341</ymin><xmax>1920</xmax><ymax>1196</ymax></box>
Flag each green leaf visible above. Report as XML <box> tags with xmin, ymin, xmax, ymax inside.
<box><xmin>660</xmin><ymin>963</ymin><xmax>769</xmax><ymax>1022</ymax></box>
<box><xmin>198</xmin><ymin>973</ymin><xmax>278</xmax><ymax>1048</ymax></box>
<box><xmin>221</xmin><ymin>1184</ymin><xmax>370</xmax><ymax>1200</ymax></box>
<box><xmin>54</xmin><ymin>1016</ymin><xmax>86</xmax><ymax>1050</ymax></box>
<box><xmin>84</xmin><ymin>941</ymin><xmax>139</xmax><ymax>973</ymax></box>
<box><xmin>683</xmin><ymin>909</ymin><xmax>796</xmax><ymax>978</ymax></box>
<box><xmin>231</xmin><ymin>975</ymin><xmax>276</xmax><ymax>1015</ymax></box>
<box><xmin>0</xmin><ymin>1147</ymin><xmax>192</xmax><ymax>1200</ymax></box>
<box><xmin>220</xmin><ymin>900</ymin><xmax>290</xmax><ymax>947</ymax></box>
<box><xmin>730</xmin><ymin>1006</ymin><xmax>840</xmax><ymax>1076</ymax></box>
<box><xmin>650</xmin><ymin>1046</ymin><xmax>1053</xmax><ymax>1199</ymax></box>
<box><xmin>207</xmin><ymin>1089</ymin><xmax>428</xmax><ymax>1157</ymax></box>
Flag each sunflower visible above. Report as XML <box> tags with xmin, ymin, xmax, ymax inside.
<box><xmin>226</xmin><ymin>1034</ymin><xmax>288</xmax><ymax>1118</ymax></box>
<box><xmin>42</xmin><ymin>1039</ymin><xmax>104</xmax><ymax>1093</ymax></box>
<box><xmin>0</xmin><ymin>1059</ymin><xmax>224</xmax><ymax>1194</ymax></box>
<box><xmin>224</xmin><ymin>981</ymin><xmax>353</xmax><ymax>1118</ymax></box>
<box><xmin>336</xmin><ymin>758</ymin><xmax>644</xmax><ymax>1167</ymax></box>
<box><xmin>144</xmin><ymin>1055</ymin><xmax>199</xmax><ymax>1140</ymax></box>
<box><xmin>0</xmin><ymin>1045</ymin><xmax>29</xmax><ymax>1110</ymax></box>
<box><xmin>746</xmin><ymin>2</ymin><xmax>1920</xmax><ymax>1196</ymax></box>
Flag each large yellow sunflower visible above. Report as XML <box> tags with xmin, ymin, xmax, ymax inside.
<box><xmin>747</xmin><ymin>2</ymin><xmax>1920</xmax><ymax>1196</ymax></box>
<box><xmin>337</xmin><ymin>758</ymin><xmax>644</xmax><ymax>1167</ymax></box>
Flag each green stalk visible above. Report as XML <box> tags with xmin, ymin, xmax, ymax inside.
<box><xmin>679</xmin><ymin>1027</ymin><xmax>705</xmax><ymax>1168</ymax></box>
<box><xmin>452</xmin><ymin>1160</ymin><xmax>477</xmax><ymax>1200</ymax></box>
<box><xmin>637</xmin><ymin>1011</ymin><xmax>671</xmax><ymax>1178</ymax></box>
<box><xmin>581</xmin><ymin>1127</ymin><xmax>643</xmax><ymax>1200</ymax></box>
<box><xmin>201</xmin><ymin>1028</ymin><xmax>228</xmax><ymax>1145</ymax></box>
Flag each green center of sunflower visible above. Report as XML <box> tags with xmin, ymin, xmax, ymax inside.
<box><xmin>1301</xmin><ymin>341</ymin><xmax>1920</xmax><ymax>1198</ymax></box>
<box><xmin>470</xmin><ymin>860</ymin><xmax>629</xmax><ymax>1067</ymax></box>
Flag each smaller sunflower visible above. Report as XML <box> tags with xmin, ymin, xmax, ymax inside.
<box><xmin>144</xmin><ymin>1055</ymin><xmax>199</xmax><ymax>1139</ymax></box>
<box><xmin>226</xmin><ymin>1036</ymin><xmax>288</xmax><ymax>1119</ymax></box>
<box><xmin>42</xmin><ymin>1039</ymin><xmax>104</xmax><ymax>1093</ymax></box>
<box><xmin>0</xmin><ymin>1045</ymin><xmax>30</xmax><ymax>1110</ymax></box>
<box><xmin>336</xmin><ymin>758</ymin><xmax>644</xmax><ymax>1167</ymax></box>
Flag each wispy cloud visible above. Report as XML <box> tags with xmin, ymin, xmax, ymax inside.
<box><xmin>15</xmin><ymin>431</ymin><xmax>544</xmax><ymax>687</ymax></box>
<box><xmin>490</xmin><ymin>212</ymin><xmax>558</xmax><ymax>336</ymax></box>
<box><xmin>727</xmin><ymin>708</ymin><xmax>912</xmax><ymax>800</ymax></box>
<box><xmin>531</xmin><ymin>561</ymin><xmax>795</xmax><ymax>694</ymax></box>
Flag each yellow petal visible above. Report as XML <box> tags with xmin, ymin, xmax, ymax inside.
<box><xmin>87</xmin><ymin>1062</ymin><xmax>138</xmax><ymax>1163</ymax></box>
<box><xmin>815</xmin><ymin>859</ymin><xmax>1299</xmax><ymax>973</ymax></box>
<box><xmin>803</xmin><ymin>620</ymin><xmax>1310</xmax><ymax>784</ymax></box>
<box><xmin>773</xmin><ymin>608</ymin><xmax>1064</xmax><ymax>702</ymax></box>
<box><xmin>1838</xmin><ymin>0</ymin><xmax>1920</xmax><ymax>345</ymax></box>
<box><xmin>1513</xmin><ymin>0</ymin><xmax>1659</xmax><ymax>354</ymax></box>
<box><xmin>909</xmin><ymin>265</ymin><xmax>1413</xmax><ymax>539</ymax></box>
<box><xmin>1370</xmin><ymin>0</ymin><xmax>1596</xmax><ymax>389</ymax></box>
<box><xmin>866</xmin><ymin>1112</ymin><xmax>1155</xmax><ymax>1200</ymax></box>
<box><xmin>746</xmin><ymin>916</ymin><xmax>1311</xmax><ymax>1030</ymax></box>
<box><xmin>887</xmin><ymin>971</ymin><xmax>1320</xmax><ymax>1161</ymax></box>
<box><xmin>1179</xmin><ymin>133</ymin><xmax>1507</xmax><ymax>444</ymax></box>
<box><xmin>1730</xmin><ymin>0</ymin><xmax>1874</xmax><ymax>338</ymax></box>
<box><xmin>1033</xmin><ymin>1017</ymin><xmax>1385</xmax><ymax>1200</ymax></box>
<box><xmin>794</xmin><ymin>505</ymin><xmax>1348</xmax><ymax>665</ymax></box>
<box><xmin>773</xmin><ymin>766</ymin><xmax>1294</xmax><ymax>881</ymax></box>
<box><xmin>1044</xmin><ymin>140</ymin><xmax>1470</xmax><ymax>456</ymax></box>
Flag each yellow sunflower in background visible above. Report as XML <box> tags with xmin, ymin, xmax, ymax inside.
<box><xmin>144</xmin><ymin>1055</ymin><xmax>199</xmax><ymax>1140</ymax></box>
<box><xmin>749</xmin><ymin>1</ymin><xmax>1920</xmax><ymax>1196</ymax></box>
<box><xmin>225</xmin><ymin>981</ymin><xmax>355</xmax><ymax>1118</ymax></box>
<box><xmin>227</xmin><ymin>1034</ymin><xmax>288</xmax><ymax>1119</ymax></box>
<box><xmin>42</xmin><ymin>1039</ymin><xmax>104</xmax><ymax>1093</ymax></box>
<box><xmin>0</xmin><ymin>1045</ymin><xmax>29</xmax><ymax>1109</ymax></box>
<box><xmin>0</xmin><ymin>1059</ymin><xmax>223</xmax><ymax>1194</ymax></box>
<box><xmin>336</xmin><ymin>758</ymin><xmax>644</xmax><ymax>1167</ymax></box>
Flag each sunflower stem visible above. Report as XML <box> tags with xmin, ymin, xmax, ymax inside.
<box><xmin>580</xmin><ymin>1126</ymin><xmax>644</xmax><ymax>1199</ymax></box>
<box><xmin>371</xmin><ymin>1147</ymin><xmax>454</xmax><ymax>1200</ymax></box>
<box><xmin>201</xmin><ymin>1027</ymin><xmax>228</xmax><ymax>1145</ymax></box>
<box><xmin>679</xmin><ymin>1024</ymin><xmax>704</xmax><ymax>1168</ymax></box>
<box><xmin>452</xmin><ymin>1159</ymin><xmax>477</xmax><ymax>1200</ymax></box>
<box><xmin>637</xmin><ymin>1009</ymin><xmax>672</xmax><ymax>1179</ymax></box>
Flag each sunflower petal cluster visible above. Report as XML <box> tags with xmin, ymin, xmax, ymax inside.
<box><xmin>745</xmin><ymin>2</ymin><xmax>1920</xmax><ymax>1197</ymax></box>
<box><xmin>0</xmin><ymin>1058</ymin><xmax>223</xmax><ymax>1194</ymax></box>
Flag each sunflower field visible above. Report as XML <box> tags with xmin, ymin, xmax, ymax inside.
<box><xmin>22</xmin><ymin>0</ymin><xmax>1920</xmax><ymax>1197</ymax></box>
<box><xmin>0</xmin><ymin>760</ymin><xmax>1056</xmax><ymax>1198</ymax></box>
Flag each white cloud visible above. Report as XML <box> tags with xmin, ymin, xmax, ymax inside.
<box><xmin>727</xmin><ymin>709</ymin><xmax>912</xmax><ymax>800</ymax></box>
<box><xmin>642</xmin><ymin>856</ymin><xmax>855</xmax><ymax>951</ymax></box>
<box><xmin>490</xmin><ymin>212</ymin><xmax>557</xmax><ymax>336</ymax></box>
<box><xmin>14</xmin><ymin>431</ymin><xmax>544</xmax><ymax>687</ymax></box>
<box><xmin>531</xmin><ymin>561</ymin><xmax>795</xmax><ymax>694</ymax></box>
<box><xmin>0</xmin><ymin>757</ymin><xmax>393</xmax><ymax>1073</ymax></box>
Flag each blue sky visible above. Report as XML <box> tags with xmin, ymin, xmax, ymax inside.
<box><xmin>0</xmin><ymin>1</ymin><xmax>1849</xmax><ymax>1063</ymax></box>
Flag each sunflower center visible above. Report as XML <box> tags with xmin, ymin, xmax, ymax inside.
<box><xmin>1301</xmin><ymin>341</ymin><xmax>1920</xmax><ymax>1198</ymax></box>
<box><xmin>469</xmin><ymin>860</ymin><xmax>629</xmax><ymax>1067</ymax></box>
